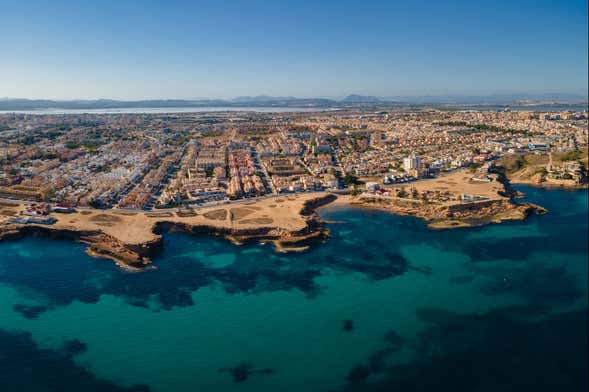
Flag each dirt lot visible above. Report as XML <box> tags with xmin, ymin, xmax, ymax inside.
<box><xmin>203</xmin><ymin>209</ymin><xmax>228</xmax><ymax>220</ymax></box>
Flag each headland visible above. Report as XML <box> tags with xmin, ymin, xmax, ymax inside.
<box><xmin>0</xmin><ymin>194</ymin><xmax>337</xmax><ymax>270</ymax></box>
<box><xmin>0</xmin><ymin>169</ymin><xmax>548</xmax><ymax>269</ymax></box>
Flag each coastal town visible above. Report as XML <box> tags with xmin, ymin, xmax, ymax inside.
<box><xmin>0</xmin><ymin>107</ymin><xmax>587</xmax><ymax>267</ymax></box>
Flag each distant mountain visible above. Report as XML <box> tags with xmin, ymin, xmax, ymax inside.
<box><xmin>231</xmin><ymin>95</ymin><xmax>297</xmax><ymax>103</ymax></box>
<box><xmin>340</xmin><ymin>94</ymin><xmax>385</xmax><ymax>103</ymax></box>
<box><xmin>0</xmin><ymin>93</ymin><xmax>585</xmax><ymax>111</ymax></box>
<box><xmin>386</xmin><ymin>93</ymin><xmax>588</xmax><ymax>105</ymax></box>
<box><xmin>231</xmin><ymin>96</ymin><xmax>335</xmax><ymax>106</ymax></box>
<box><xmin>0</xmin><ymin>99</ymin><xmax>227</xmax><ymax>110</ymax></box>
<box><xmin>0</xmin><ymin>97</ymin><xmax>336</xmax><ymax>110</ymax></box>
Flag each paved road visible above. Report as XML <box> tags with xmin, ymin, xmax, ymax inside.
<box><xmin>2</xmin><ymin>189</ymin><xmax>346</xmax><ymax>214</ymax></box>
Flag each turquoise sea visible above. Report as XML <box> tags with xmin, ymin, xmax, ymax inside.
<box><xmin>0</xmin><ymin>186</ymin><xmax>587</xmax><ymax>391</ymax></box>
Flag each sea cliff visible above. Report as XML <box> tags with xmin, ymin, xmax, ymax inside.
<box><xmin>0</xmin><ymin>194</ymin><xmax>337</xmax><ymax>270</ymax></box>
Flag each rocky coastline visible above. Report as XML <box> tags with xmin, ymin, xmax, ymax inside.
<box><xmin>346</xmin><ymin>196</ymin><xmax>546</xmax><ymax>230</ymax></box>
<box><xmin>0</xmin><ymin>174</ymin><xmax>553</xmax><ymax>270</ymax></box>
<box><xmin>340</xmin><ymin>169</ymin><xmax>549</xmax><ymax>230</ymax></box>
<box><xmin>0</xmin><ymin>194</ymin><xmax>337</xmax><ymax>270</ymax></box>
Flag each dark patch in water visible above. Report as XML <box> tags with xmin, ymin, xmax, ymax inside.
<box><xmin>415</xmin><ymin>307</ymin><xmax>462</xmax><ymax>324</ymax></box>
<box><xmin>13</xmin><ymin>304</ymin><xmax>50</xmax><ymax>319</ymax></box>
<box><xmin>409</xmin><ymin>264</ymin><xmax>433</xmax><ymax>275</ymax></box>
<box><xmin>383</xmin><ymin>330</ymin><xmax>404</xmax><ymax>349</ymax></box>
<box><xmin>61</xmin><ymin>339</ymin><xmax>88</xmax><ymax>355</ymax></box>
<box><xmin>458</xmin><ymin>222</ymin><xmax>588</xmax><ymax>263</ymax></box>
<box><xmin>343</xmin><ymin>319</ymin><xmax>354</xmax><ymax>332</ymax></box>
<box><xmin>366</xmin><ymin>348</ymin><xmax>396</xmax><ymax>374</ymax></box>
<box><xmin>334</xmin><ymin>252</ymin><xmax>409</xmax><ymax>280</ymax></box>
<box><xmin>472</xmin><ymin>261</ymin><xmax>583</xmax><ymax>306</ymax></box>
<box><xmin>346</xmin><ymin>364</ymin><xmax>371</xmax><ymax>383</ymax></box>
<box><xmin>0</xmin><ymin>328</ymin><xmax>149</xmax><ymax>391</ymax></box>
<box><xmin>218</xmin><ymin>362</ymin><xmax>276</xmax><ymax>383</ymax></box>
<box><xmin>339</xmin><ymin>306</ymin><xmax>588</xmax><ymax>392</ymax></box>
<box><xmin>346</xmin><ymin>329</ymin><xmax>405</xmax><ymax>381</ymax></box>
<box><xmin>449</xmin><ymin>275</ymin><xmax>474</xmax><ymax>284</ymax></box>
<box><xmin>0</xmin><ymin>231</ymin><xmax>410</xmax><ymax>316</ymax></box>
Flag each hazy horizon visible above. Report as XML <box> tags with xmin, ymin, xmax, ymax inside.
<box><xmin>1</xmin><ymin>91</ymin><xmax>588</xmax><ymax>103</ymax></box>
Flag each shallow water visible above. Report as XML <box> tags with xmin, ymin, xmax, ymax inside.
<box><xmin>0</xmin><ymin>186</ymin><xmax>587</xmax><ymax>391</ymax></box>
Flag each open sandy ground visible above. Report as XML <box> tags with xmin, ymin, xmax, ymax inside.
<box><xmin>0</xmin><ymin>193</ymin><xmax>324</xmax><ymax>245</ymax></box>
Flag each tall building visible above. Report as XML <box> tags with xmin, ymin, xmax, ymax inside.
<box><xmin>403</xmin><ymin>155</ymin><xmax>421</xmax><ymax>172</ymax></box>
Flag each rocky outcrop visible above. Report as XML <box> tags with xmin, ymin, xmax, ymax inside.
<box><xmin>300</xmin><ymin>194</ymin><xmax>338</xmax><ymax>217</ymax></box>
<box><xmin>350</xmin><ymin>194</ymin><xmax>546</xmax><ymax>230</ymax></box>
<box><xmin>0</xmin><ymin>194</ymin><xmax>338</xmax><ymax>270</ymax></box>
<box><xmin>0</xmin><ymin>224</ymin><xmax>157</xmax><ymax>270</ymax></box>
<box><xmin>427</xmin><ymin>201</ymin><xmax>547</xmax><ymax>229</ymax></box>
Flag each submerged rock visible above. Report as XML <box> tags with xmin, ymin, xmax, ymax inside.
<box><xmin>343</xmin><ymin>319</ymin><xmax>354</xmax><ymax>332</ymax></box>
<box><xmin>219</xmin><ymin>362</ymin><xmax>276</xmax><ymax>383</ymax></box>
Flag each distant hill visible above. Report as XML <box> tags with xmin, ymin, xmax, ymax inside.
<box><xmin>0</xmin><ymin>93</ymin><xmax>586</xmax><ymax>111</ymax></box>
<box><xmin>0</xmin><ymin>97</ymin><xmax>334</xmax><ymax>110</ymax></box>
<box><xmin>340</xmin><ymin>94</ymin><xmax>385</xmax><ymax>103</ymax></box>
<box><xmin>231</xmin><ymin>96</ymin><xmax>335</xmax><ymax>106</ymax></box>
<box><xmin>231</xmin><ymin>95</ymin><xmax>297</xmax><ymax>103</ymax></box>
<box><xmin>0</xmin><ymin>99</ymin><xmax>226</xmax><ymax>110</ymax></box>
<box><xmin>386</xmin><ymin>93</ymin><xmax>588</xmax><ymax>104</ymax></box>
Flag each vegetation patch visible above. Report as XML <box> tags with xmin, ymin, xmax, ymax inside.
<box><xmin>203</xmin><ymin>209</ymin><xmax>228</xmax><ymax>220</ymax></box>
<box><xmin>89</xmin><ymin>214</ymin><xmax>122</xmax><ymax>223</ymax></box>
<box><xmin>239</xmin><ymin>217</ymin><xmax>274</xmax><ymax>225</ymax></box>
<box><xmin>230</xmin><ymin>207</ymin><xmax>256</xmax><ymax>220</ymax></box>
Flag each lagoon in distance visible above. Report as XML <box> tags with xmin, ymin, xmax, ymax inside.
<box><xmin>0</xmin><ymin>185</ymin><xmax>587</xmax><ymax>392</ymax></box>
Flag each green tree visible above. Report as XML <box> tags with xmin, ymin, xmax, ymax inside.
<box><xmin>205</xmin><ymin>166</ymin><xmax>214</xmax><ymax>178</ymax></box>
<box><xmin>343</xmin><ymin>173</ymin><xmax>358</xmax><ymax>186</ymax></box>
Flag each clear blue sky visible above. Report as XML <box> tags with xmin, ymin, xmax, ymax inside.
<box><xmin>0</xmin><ymin>0</ymin><xmax>587</xmax><ymax>100</ymax></box>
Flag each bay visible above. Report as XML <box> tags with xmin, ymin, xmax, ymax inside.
<box><xmin>0</xmin><ymin>186</ymin><xmax>586</xmax><ymax>391</ymax></box>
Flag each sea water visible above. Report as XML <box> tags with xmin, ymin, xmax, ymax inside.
<box><xmin>0</xmin><ymin>186</ymin><xmax>586</xmax><ymax>391</ymax></box>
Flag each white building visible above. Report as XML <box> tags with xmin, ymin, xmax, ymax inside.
<box><xmin>403</xmin><ymin>156</ymin><xmax>421</xmax><ymax>172</ymax></box>
<box><xmin>365</xmin><ymin>181</ymin><xmax>379</xmax><ymax>193</ymax></box>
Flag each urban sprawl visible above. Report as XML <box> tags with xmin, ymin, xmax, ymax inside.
<box><xmin>0</xmin><ymin>108</ymin><xmax>587</xmax><ymax>220</ymax></box>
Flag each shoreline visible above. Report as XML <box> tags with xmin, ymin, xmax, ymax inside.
<box><xmin>0</xmin><ymin>193</ymin><xmax>337</xmax><ymax>270</ymax></box>
<box><xmin>335</xmin><ymin>169</ymin><xmax>548</xmax><ymax>229</ymax></box>
<box><xmin>506</xmin><ymin>178</ymin><xmax>588</xmax><ymax>190</ymax></box>
<box><xmin>492</xmin><ymin>152</ymin><xmax>589</xmax><ymax>191</ymax></box>
<box><xmin>0</xmin><ymin>170</ymin><xmax>569</xmax><ymax>269</ymax></box>
<box><xmin>324</xmin><ymin>194</ymin><xmax>547</xmax><ymax>230</ymax></box>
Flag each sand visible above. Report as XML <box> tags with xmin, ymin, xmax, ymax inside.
<box><xmin>16</xmin><ymin>193</ymin><xmax>328</xmax><ymax>246</ymax></box>
<box><xmin>387</xmin><ymin>170</ymin><xmax>505</xmax><ymax>201</ymax></box>
<box><xmin>0</xmin><ymin>168</ymin><xmax>551</xmax><ymax>270</ymax></box>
